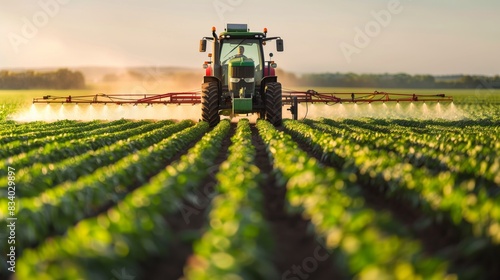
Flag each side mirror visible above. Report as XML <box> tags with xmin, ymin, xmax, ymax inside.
<box><xmin>276</xmin><ymin>39</ymin><xmax>284</xmax><ymax>52</ymax></box>
<box><xmin>199</xmin><ymin>39</ymin><xmax>207</xmax><ymax>52</ymax></box>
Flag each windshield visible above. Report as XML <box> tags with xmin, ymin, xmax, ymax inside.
<box><xmin>220</xmin><ymin>39</ymin><xmax>263</xmax><ymax>83</ymax></box>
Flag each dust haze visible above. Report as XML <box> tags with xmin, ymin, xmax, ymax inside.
<box><xmin>84</xmin><ymin>66</ymin><xmax>202</xmax><ymax>93</ymax></box>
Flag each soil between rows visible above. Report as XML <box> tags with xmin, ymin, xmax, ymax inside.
<box><xmin>250</xmin><ymin>124</ymin><xmax>340</xmax><ymax>280</ymax></box>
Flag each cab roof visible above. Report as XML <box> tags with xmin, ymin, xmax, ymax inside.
<box><xmin>219</xmin><ymin>23</ymin><xmax>266</xmax><ymax>40</ymax></box>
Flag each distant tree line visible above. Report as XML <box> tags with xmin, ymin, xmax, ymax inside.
<box><xmin>0</xmin><ymin>69</ymin><xmax>85</xmax><ymax>89</ymax></box>
<box><xmin>284</xmin><ymin>72</ymin><xmax>500</xmax><ymax>89</ymax></box>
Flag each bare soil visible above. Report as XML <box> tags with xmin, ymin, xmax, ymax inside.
<box><xmin>251</xmin><ymin>124</ymin><xmax>341</xmax><ymax>280</ymax></box>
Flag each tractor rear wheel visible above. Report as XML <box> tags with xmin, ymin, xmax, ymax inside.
<box><xmin>201</xmin><ymin>82</ymin><xmax>220</xmax><ymax>127</ymax></box>
<box><xmin>265</xmin><ymin>82</ymin><xmax>282</xmax><ymax>126</ymax></box>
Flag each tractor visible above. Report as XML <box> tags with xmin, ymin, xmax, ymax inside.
<box><xmin>199</xmin><ymin>23</ymin><xmax>284</xmax><ymax>127</ymax></box>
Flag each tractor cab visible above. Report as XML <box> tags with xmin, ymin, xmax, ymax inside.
<box><xmin>199</xmin><ymin>24</ymin><xmax>284</xmax><ymax>127</ymax></box>
<box><xmin>220</xmin><ymin>41</ymin><xmax>262</xmax><ymax>98</ymax></box>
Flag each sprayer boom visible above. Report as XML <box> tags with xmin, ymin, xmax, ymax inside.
<box><xmin>33</xmin><ymin>90</ymin><xmax>452</xmax><ymax>105</ymax></box>
<box><xmin>32</xmin><ymin>90</ymin><xmax>453</xmax><ymax>121</ymax></box>
<box><xmin>31</xmin><ymin>88</ymin><xmax>455</xmax><ymax>122</ymax></box>
<box><xmin>282</xmin><ymin>90</ymin><xmax>453</xmax><ymax>104</ymax></box>
<box><xmin>33</xmin><ymin>93</ymin><xmax>201</xmax><ymax>105</ymax></box>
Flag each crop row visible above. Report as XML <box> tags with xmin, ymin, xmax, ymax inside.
<box><xmin>311</xmin><ymin>119</ymin><xmax>499</xmax><ymax>187</ymax></box>
<box><xmin>283</xmin><ymin>120</ymin><xmax>500</xmax><ymax>246</ymax></box>
<box><xmin>15</xmin><ymin>120</ymin><xmax>231</xmax><ymax>279</ymax></box>
<box><xmin>0</xmin><ymin>119</ymin><xmax>135</xmax><ymax>159</ymax></box>
<box><xmin>0</xmin><ymin>119</ymin><xmax>172</xmax><ymax>173</ymax></box>
<box><xmin>0</xmin><ymin>120</ymin><xmax>102</xmax><ymax>144</ymax></box>
<box><xmin>0</xmin><ymin>120</ymin><xmax>169</xmax><ymax>197</ymax></box>
<box><xmin>339</xmin><ymin>118</ymin><xmax>499</xmax><ymax>159</ymax></box>
<box><xmin>325</xmin><ymin>118</ymin><xmax>499</xmax><ymax>159</ymax></box>
<box><xmin>184</xmin><ymin>119</ymin><xmax>277</xmax><ymax>279</ymax></box>
<box><xmin>0</xmin><ymin>120</ymin><xmax>79</xmax><ymax>136</ymax></box>
<box><xmin>457</xmin><ymin>103</ymin><xmax>500</xmax><ymax>119</ymax></box>
<box><xmin>0</xmin><ymin>120</ymin><xmax>186</xmax><ymax>198</ymax></box>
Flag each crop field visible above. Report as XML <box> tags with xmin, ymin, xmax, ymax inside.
<box><xmin>0</xmin><ymin>90</ymin><xmax>499</xmax><ymax>279</ymax></box>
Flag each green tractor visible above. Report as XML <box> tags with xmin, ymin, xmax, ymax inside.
<box><xmin>199</xmin><ymin>23</ymin><xmax>284</xmax><ymax>126</ymax></box>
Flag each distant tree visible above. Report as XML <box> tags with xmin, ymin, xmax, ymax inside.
<box><xmin>459</xmin><ymin>75</ymin><xmax>475</xmax><ymax>88</ymax></box>
<box><xmin>0</xmin><ymin>69</ymin><xmax>85</xmax><ymax>89</ymax></box>
<box><xmin>293</xmin><ymin>72</ymin><xmax>500</xmax><ymax>89</ymax></box>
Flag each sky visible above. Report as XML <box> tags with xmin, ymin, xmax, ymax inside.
<box><xmin>1</xmin><ymin>0</ymin><xmax>499</xmax><ymax>75</ymax></box>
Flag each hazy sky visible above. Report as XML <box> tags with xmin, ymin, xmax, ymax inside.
<box><xmin>1</xmin><ymin>0</ymin><xmax>499</xmax><ymax>75</ymax></box>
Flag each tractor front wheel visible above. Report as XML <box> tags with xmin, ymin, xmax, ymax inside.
<box><xmin>201</xmin><ymin>82</ymin><xmax>220</xmax><ymax>127</ymax></box>
<box><xmin>265</xmin><ymin>82</ymin><xmax>282</xmax><ymax>126</ymax></box>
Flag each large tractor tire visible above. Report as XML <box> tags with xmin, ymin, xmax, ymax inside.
<box><xmin>265</xmin><ymin>82</ymin><xmax>282</xmax><ymax>126</ymax></box>
<box><xmin>201</xmin><ymin>82</ymin><xmax>220</xmax><ymax>127</ymax></box>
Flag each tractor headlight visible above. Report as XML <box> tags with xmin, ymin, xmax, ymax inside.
<box><xmin>230</xmin><ymin>77</ymin><xmax>254</xmax><ymax>83</ymax></box>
